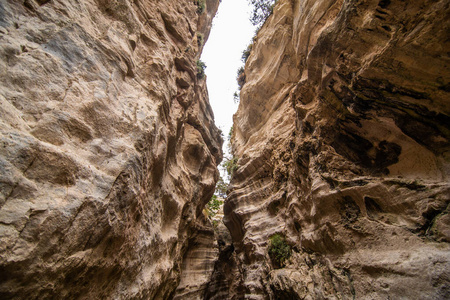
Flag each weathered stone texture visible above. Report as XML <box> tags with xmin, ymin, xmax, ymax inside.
<box><xmin>0</xmin><ymin>0</ymin><xmax>221</xmax><ymax>298</ymax></box>
<box><xmin>225</xmin><ymin>0</ymin><xmax>450</xmax><ymax>298</ymax></box>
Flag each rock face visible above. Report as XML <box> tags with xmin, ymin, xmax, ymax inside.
<box><xmin>204</xmin><ymin>205</ymin><xmax>242</xmax><ymax>300</ymax></box>
<box><xmin>225</xmin><ymin>0</ymin><xmax>450</xmax><ymax>299</ymax></box>
<box><xmin>173</xmin><ymin>214</ymin><xmax>218</xmax><ymax>299</ymax></box>
<box><xmin>0</xmin><ymin>0</ymin><xmax>222</xmax><ymax>299</ymax></box>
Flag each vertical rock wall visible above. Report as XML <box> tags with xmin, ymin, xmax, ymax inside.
<box><xmin>0</xmin><ymin>0</ymin><xmax>222</xmax><ymax>298</ymax></box>
<box><xmin>226</xmin><ymin>0</ymin><xmax>450</xmax><ymax>298</ymax></box>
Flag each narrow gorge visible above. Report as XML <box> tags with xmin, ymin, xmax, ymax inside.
<box><xmin>0</xmin><ymin>0</ymin><xmax>449</xmax><ymax>299</ymax></box>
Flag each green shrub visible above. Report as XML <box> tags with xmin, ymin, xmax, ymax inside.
<box><xmin>197</xmin><ymin>59</ymin><xmax>206</xmax><ymax>79</ymax></box>
<box><xmin>195</xmin><ymin>0</ymin><xmax>206</xmax><ymax>14</ymax></box>
<box><xmin>215</xmin><ymin>176</ymin><xmax>228</xmax><ymax>196</ymax></box>
<box><xmin>233</xmin><ymin>91</ymin><xmax>240</xmax><ymax>104</ymax></box>
<box><xmin>228</xmin><ymin>126</ymin><xmax>234</xmax><ymax>140</ymax></box>
<box><xmin>223</xmin><ymin>156</ymin><xmax>238</xmax><ymax>177</ymax></box>
<box><xmin>241</xmin><ymin>44</ymin><xmax>253</xmax><ymax>62</ymax></box>
<box><xmin>197</xmin><ymin>32</ymin><xmax>204</xmax><ymax>47</ymax></box>
<box><xmin>206</xmin><ymin>195</ymin><xmax>223</xmax><ymax>217</ymax></box>
<box><xmin>208</xmin><ymin>195</ymin><xmax>222</xmax><ymax>211</ymax></box>
<box><xmin>236</xmin><ymin>67</ymin><xmax>245</xmax><ymax>89</ymax></box>
<box><xmin>212</xmin><ymin>219</ymin><xmax>219</xmax><ymax>228</ymax></box>
<box><xmin>268</xmin><ymin>234</ymin><xmax>291</xmax><ymax>268</ymax></box>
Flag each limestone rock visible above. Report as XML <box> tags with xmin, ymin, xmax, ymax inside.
<box><xmin>224</xmin><ymin>0</ymin><xmax>450</xmax><ymax>298</ymax></box>
<box><xmin>173</xmin><ymin>213</ymin><xmax>219</xmax><ymax>300</ymax></box>
<box><xmin>204</xmin><ymin>204</ymin><xmax>243</xmax><ymax>300</ymax></box>
<box><xmin>0</xmin><ymin>0</ymin><xmax>221</xmax><ymax>298</ymax></box>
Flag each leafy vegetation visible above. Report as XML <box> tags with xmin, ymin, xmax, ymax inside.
<box><xmin>195</xmin><ymin>0</ymin><xmax>206</xmax><ymax>14</ymax></box>
<box><xmin>197</xmin><ymin>32</ymin><xmax>204</xmax><ymax>47</ymax></box>
<box><xmin>197</xmin><ymin>59</ymin><xmax>206</xmax><ymax>79</ymax></box>
<box><xmin>208</xmin><ymin>195</ymin><xmax>222</xmax><ymax>211</ymax></box>
<box><xmin>212</xmin><ymin>219</ymin><xmax>219</xmax><ymax>228</ymax></box>
<box><xmin>215</xmin><ymin>176</ymin><xmax>228</xmax><ymax>196</ymax></box>
<box><xmin>228</xmin><ymin>126</ymin><xmax>234</xmax><ymax>140</ymax></box>
<box><xmin>233</xmin><ymin>91</ymin><xmax>240</xmax><ymax>104</ymax></box>
<box><xmin>268</xmin><ymin>234</ymin><xmax>291</xmax><ymax>268</ymax></box>
<box><xmin>206</xmin><ymin>195</ymin><xmax>223</xmax><ymax>217</ymax></box>
<box><xmin>236</xmin><ymin>67</ymin><xmax>245</xmax><ymax>89</ymax></box>
<box><xmin>223</xmin><ymin>127</ymin><xmax>237</xmax><ymax>177</ymax></box>
<box><xmin>249</xmin><ymin>0</ymin><xmax>277</xmax><ymax>27</ymax></box>
<box><xmin>249</xmin><ymin>0</ymin><xmax>277</xmax><ymax>26</ymax></box>
<box><xmin>223</xmin><ymin>156</ymin><xmax>238</xmax><ymax>177</ymax></box>
<box><xmin>241</xmin><ymin>44</ymin><xmax>253</xmax><ymax>63</ymax></box>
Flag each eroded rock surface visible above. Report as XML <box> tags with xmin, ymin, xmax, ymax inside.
<box><xmin>0</xmin><ymin>0</ymin><xmax>222</xmax><ymax>298</ymax></box>
<box><xmin>225</xmin><ymin>0</ymin><xmax>450</xmax><ymax>298</ymax></box>
<box><xmin>174</xmin><ymin>213</ymin><xmax>219</xmax><ymax>300</ymax></box>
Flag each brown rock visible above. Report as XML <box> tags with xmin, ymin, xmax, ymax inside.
<box><xmin>0</xmin><ymin>0</ymin><xmax>222</xmax><ymax>298</ymax></box>
<box><xmin>224</xmin><ymin>0</ymin><xmax>450</xmax><ymax>299</ymax></box>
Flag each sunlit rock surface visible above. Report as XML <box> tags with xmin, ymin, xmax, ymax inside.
<box><xmin>0</xmin><ymin>0</ymin><xmax>222</xmax><ymax>298</ymax></box>
<box><xmin>224</xmin><ymin>0</ymin><xmax>450</xmax><ymax>298</ymax></box>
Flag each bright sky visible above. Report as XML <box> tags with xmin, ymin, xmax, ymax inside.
<box><xmin>202</xmin><ymin>0</ymin><xmax>256</xmax><ymax>152</ymax></box>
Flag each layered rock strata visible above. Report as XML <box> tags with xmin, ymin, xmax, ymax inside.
<box><xmin>225</xmin><ymin>0</ymin><xmax>450</xmax><ymax>298</ymax></box>
<box><xmin>0</xmin><ymin>0</ymin><xmax>222</xmax><ymax>299</ymax></box>
<box><xmin>173</xmin><ymin>213</ymin><xmax>219</xmax><ymax>299</ymax></box>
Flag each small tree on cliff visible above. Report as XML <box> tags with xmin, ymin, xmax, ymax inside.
<box><xmin>248</xmin><ymin>0</ymin><xmax>277</xmax><ymax>27</ymax></box>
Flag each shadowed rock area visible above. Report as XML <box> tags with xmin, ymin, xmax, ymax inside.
<box><xmin>224</xmin><ymin>0</ymin><xmax>450</xmax><ymax>299</ymax></box>
<box><xmin>0</xmin><ymin>0</ymin><xmax>222</xmax><ymax>298</ymax></box>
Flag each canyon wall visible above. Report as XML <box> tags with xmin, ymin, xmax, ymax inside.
<box><xmin>226</xmin><ymin>0</ymin><xmax>450</xmax><ymax>298</ymax></box>
<box><xmin>0</xmin><ymin>0</ymin><xmax>222</xmax><ymax>299</ymax></box>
